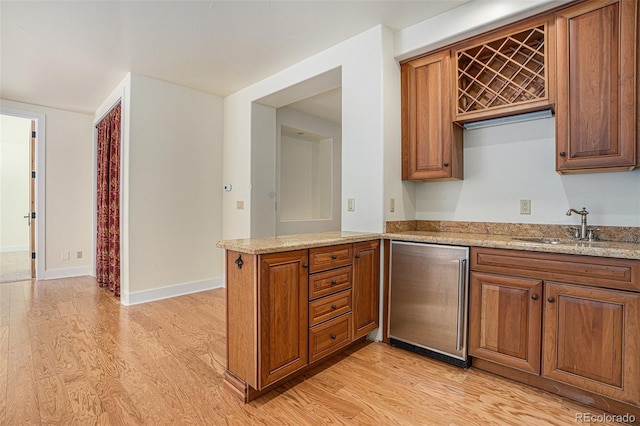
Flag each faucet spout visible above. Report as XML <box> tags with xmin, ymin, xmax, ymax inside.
<box><xmin>566</xmin><ymin>207</ymin><xmax>589</xmax><ymax>240</ymax></box>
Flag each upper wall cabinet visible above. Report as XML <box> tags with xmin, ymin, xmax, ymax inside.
<box><xmin>401</xmin><ymin>51</ymin><xmax>463</xmax><ymax>181</ymax></box>
<box><xmin>555</xmin><ymin>0</ymin><xmax>639</xmax><ymax>173</ymax></box>
<box><xmin>454</xmin><ymin>16</ymin><xmax>556</xmax><ymax>124</ymax></box>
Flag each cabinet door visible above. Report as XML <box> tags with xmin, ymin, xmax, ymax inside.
<box><xmin>469</xmin><ymin>272</ymin><xmax>542</xmax><ymax>374</ymax></box>
<box><xmin>543</xmin><ymin>282</ymin><xmax>640</xmax><ymax>405</ymax></box>
<box><xmin>556</xmin><ymin>0</ymin><xmax>638</xmax><ymax>172</ymax></box>
<box><xmin>353</xmin><ymin>240</ymin><xmax>380</xmax><ymax>339</ymax></box>
<box><xmin>402</xmin><ymin>51</ymin><xmax>463</xmax><ymax>181</ymax></box>
<box><xmin>258</xmin><ymin>250</ymin><xmax>308</xmax><ymax>388</ymax></box>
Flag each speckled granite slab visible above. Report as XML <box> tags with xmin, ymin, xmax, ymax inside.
<box><xmin>386</xmin><ymin>220</ymin><xmax>640</xmax><ymax>243</ymax></box>
<box><xmin>216</xmin><ymin>231</ymin><xmax>381</xmax><ymax>255</ymax></box>
<box><xmin>384</xmin><ymin>221</ymin><xmax>640</xmax><ymax>260</ymax></box>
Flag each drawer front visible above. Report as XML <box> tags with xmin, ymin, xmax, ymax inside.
<box><xmin>471</xmin><ymin>248</ymin><xmax>640</xmax><ymax>292</ymax></box>
<box><xmin>309</xmin><ymin>314</ymin><xmax>352</xmax><ymax>363</ymax></box>
<box><xmin>309</xmin><ymin>290</ymin><xmax>352</xmax><ymax>327</ymax></box>
<box><xmin>309</xmin><ymin>244</ymin><xmax>353</xmax><ymax>273</ymax></box>
<box><xmin>309</xmin><ymin>266</ymin><xmax>352</xmax><ymax>300</ymax></box>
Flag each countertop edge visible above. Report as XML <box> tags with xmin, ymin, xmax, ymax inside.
<box><xmin>216</xmin><ymin>233</ymin><xmax>381</xmax><ymax>255</ymax></box>
<box><xmin>215</xmin><ymin>231</ymin><xmax>640</xmax><ymax>259</ymax></box>
<box><xmin>383</xmin><ymin>232</ymin><xmax>640</xmax><ymax>260</ymax></box>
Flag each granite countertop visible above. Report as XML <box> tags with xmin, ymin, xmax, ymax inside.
<box><xmin>216</xmin><ymin>231</ymin><xmax>381</xmax><ymax>255</ymax></box>
<box><xmin>383</xmin><ymin>231</ymin><xmax>640</xmax><ymax>260</ymax></box>
<box><xmin>217</xmin><ymin>228</ymin><xmax>640</xmax><ymax>259</ymax></box>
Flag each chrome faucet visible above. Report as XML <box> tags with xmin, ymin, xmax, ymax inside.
<box><xmin>566</xmin><ymin>207</ymin><xmax>589</xmax><ymax>240</ymax></box>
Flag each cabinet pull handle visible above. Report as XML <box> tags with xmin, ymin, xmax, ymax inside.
<box><xmin>331</xmin><ymin>254</ymin><xmax>337</xmax><ymax>260</ymax></box>
<box><xmin>331</xmin><ymin>280</ymin><xmax>337</xmax><ymax>285</ymax></box>
<box><xmin>443</xmin><ymin>162</ymin><xmax>449</xmax><ymax>167</ymax></box>
<box><xmin>547</xmin><ymin>296</ymin><xmax>555</xmax><ymax>303</ymax></box>
<box><xmin>331</xmin><ymin>304</ymin><xmax>337</xmax><ymax>309</ymax></box>
<box><xmin>302</xmin><ymin>263</ymin><xmax>308</xmax><ymax>268</ymax></box>
<box><xmin>330</xmin><ymin>334</ymin><xmax>337</xmax><ymax>340</ymax></box>
<box><xmin>531</xmin><ymin>294</ymin><xmax>538</xmax><ymax>300</ymax></box>
<box><xmin>559</xmin><ymin>151</ymin><xmax>566</xmax><ymax>157</ymax></box>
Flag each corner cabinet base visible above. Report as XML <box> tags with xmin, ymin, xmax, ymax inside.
<box><xmin>472</xmin><ymin>358</ymin><xmax>640</xmax><ymax>420</ymax></box>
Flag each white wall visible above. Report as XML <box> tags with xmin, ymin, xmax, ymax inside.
<box><xmin>125</xmin><ymin>74</ymin><xmax>224</xmax><ymax>300</ymax></box>
<box><xmin>223</xmin><ymin>26</ymin><xmax>389</xmax><ymax>239</ymax></box>
<box><xmin>415</xmin><ymin>118</ymin><xmax>640</xmax><ymax>227</ymax></box>
<box><xmin>1</xmin><ymin>99</ymin><xmax>94</xmax><ymax>276</ymax></box>
<box><xmin>276</xmin><ymin>107</ymin><xmax>342</xmax><ymax>235</ymax></box>
<box><xmin>0</xmin><ymin>115</ymin><xmax>31</xmax><ymax>251</ymax></box>
<box><xmin>250</xmin><ymin>103</ymin><xmax>276</xmax><ymax>237</ymax></box>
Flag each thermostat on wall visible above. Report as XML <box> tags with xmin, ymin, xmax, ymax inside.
<box><xmin>224</xmin><ymin>184</ymin><xmax>232</xmax><ymax>192</ymax></box>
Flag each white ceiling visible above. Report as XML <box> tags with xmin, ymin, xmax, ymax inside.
<box><xmin>0</xmin><ymin>0</ymin><xmax>470</xmax><ymax>115</ymax></box>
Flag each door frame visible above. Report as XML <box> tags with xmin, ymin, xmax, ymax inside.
<box><xmin>1</xmin><ymin>107</ymin><xmax>46</xmax><ymax>279</ymax></box>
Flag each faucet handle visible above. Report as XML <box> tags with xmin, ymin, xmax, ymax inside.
<box><xmin>568</xmin><ymin>226</ymin><xmax>580</xmax><ymax>239</ymax></box>
<box><xmin>586</xmin><ymin>227</ymin><xmax>600</xmax><ymax>241</ymax></box>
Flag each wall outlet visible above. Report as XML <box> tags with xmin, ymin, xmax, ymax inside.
<box><xmin>347</xmin><ymin>198</ymin><xmax>355</xmax><ymax>212</ymax></box>
<box><xmin>76</xmin><ymin>251</ymin><xmax>83</xmax><ymax>259</ymax></box>
<box><xmin>390</xmin><ymin>198</ymin><xmax>395</xmax><ymax>213</ymax></box>
<box><xmin>61</xmin><ymin>251</ymin><xmax>70</xmax><ymax>261</ymax></box>
<box><xmin>236</xmin><ymin>200</ymin><xmax>244</xmax><ymax>210</ymax></box>
<box><xmin>520</xmin><ymin>199</ymin><xmax>531</xmax><ymax>215</ymax></box>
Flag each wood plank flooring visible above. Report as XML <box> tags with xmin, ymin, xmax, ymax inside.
<box><xmin>0</xmin><ymin>276</ymin><xmax>630</xmax><ymax>425</ymax></box>
<box><xmin>0</xmin><ymin>251</ymin><xmax>31</xmax><ymax>283</ymax></box>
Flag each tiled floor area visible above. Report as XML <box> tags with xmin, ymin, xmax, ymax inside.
<box><xmin>0</xmin><ymin>250</ymin><xmax>31</xmax><ymax>283</ymax></box>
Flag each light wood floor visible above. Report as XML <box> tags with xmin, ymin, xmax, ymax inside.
<box><xmin>0</xmin><ymin>276</ymin><xmax>628</xmax><ymax>425</ymax></box>
<box><xmin>0</xmin><ymin>251</ymin><xmax>31</xmax><ymax>283</ymax></box>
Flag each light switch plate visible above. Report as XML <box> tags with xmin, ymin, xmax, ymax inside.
<box><xmin>347</xmin><ymin>198</ymin><xmax>355</xmax><ymax>212</ymax></box>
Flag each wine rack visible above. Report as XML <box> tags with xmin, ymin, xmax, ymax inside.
<box><xmin>456</xmin><ymin>24</ymin><xmax>549</xmax><ymax>119</ymax></box>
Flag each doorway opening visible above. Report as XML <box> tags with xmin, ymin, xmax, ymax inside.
<box><xmin>0</xmin><ymin>113</ymin><xmax>38</xmax><ymax>282</ymax></box>
<box><xmin>251</xmin><ymin>67</ymin><xmax>342</xmax><ymax>237</ymax></box>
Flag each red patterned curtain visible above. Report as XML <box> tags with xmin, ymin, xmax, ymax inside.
<box><xmin>96</xmin><ymin>102</ymin><xmax>121</xmax><ymax>296</ymax></box>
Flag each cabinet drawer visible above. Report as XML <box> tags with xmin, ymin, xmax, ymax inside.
<box><xmin>309</xmin><ymin>290</ymin><xmax>352</xmax><ymax>327</ymax></box>
<box><xmin>309</xmin><ymin>266</ymin><xmax>352</xmax><ymax>300</ymax></box>
<box><xmin>309</xmin><ymin>314</ymin><xmax>352</xmax><ymax>363</ymax></box>
<box><xmin>471</xmin><ymin>248</ymin><xmax>640</xmax><ymax>292</ymax></box>
<box><xmin>309</xmin><ymin>244</ymin><xmax>353</xmax><ymax>273</ymax></box>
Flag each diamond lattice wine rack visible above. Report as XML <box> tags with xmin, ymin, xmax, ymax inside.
<box><xmin>455</xmin><ymin>23</ymin><xmax>550</xmax><ymax>121</ymax></box>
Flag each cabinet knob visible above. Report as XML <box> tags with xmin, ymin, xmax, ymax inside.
<box><xmin>302</xmin><ymin>263</ymin><xmax>308</xmax><ymax>268</ymax></box>
<box><xmin>559</xmin><ymin>151</ymin><xmax>566</xmax><ymax>157</ymax></box>
<box><xmin>330</xmin><ymin>334</ymin><xmax>337</xmax><ymax>340</ymax></box>
<box><xmin>331</xmin><ymin>254</ymin><xmax>337</xmax><ymax>260</ymax></box>
<box><xmin>531</xmin><ymin>294</ymin><xmax>538</xmax><ymax>300</ymax></box>
<box><xmin>331</xmin><ymin>280</ymin><xmax>337</xmax><ymax>285</ymax></box>
<box><xmin>547</xmin><ymin>296</ymin><xmax>555</xmax><ymax>303</ymax></box>
<box><xmin>331</xmin><ymin>304</ymin><xmax>337</xmax><ymax>310</ymax></box>
<box><xmin>443</xmin><ymin>162</ymin><xmax>449</xmax><ymax>167</ymax></box>
<box><xmin>355</xmin><ymin>254</ymin><xmax>360</xmax><ymax>259</ymax></box>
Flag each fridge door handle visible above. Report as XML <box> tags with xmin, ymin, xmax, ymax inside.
<box><xmin>456</xmin><ymin>258</ymin><xmax>467</xmax><ymax>351</ymax></box>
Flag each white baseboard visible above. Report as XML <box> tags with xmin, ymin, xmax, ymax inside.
<box><xmin>120</xmin><ymin>277</ymin><xmax>224</xmax><ymax>306</ymax></box>
<box><xmin>0</xmin><ymin>245</ymin><xmax>29</xmax><ymax>253</ymax></box>
<box><xmin>44</xmin><ymin>266</ymin><xmax>92</xmax><ymax>280</ymax></box>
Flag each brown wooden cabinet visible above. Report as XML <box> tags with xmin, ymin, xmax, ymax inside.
<box><xmin>469</xmin><ymin>272</ymin><xmax>542</xmax><ymax>374</ymax></box>
<box><xmin>454</xmin><ymin>16</ymin><xmax>555</xmax><ymax>124</ymax></box>
<box><xmin>258</xmin><ymin>250</ymin><xmax>309</xmax><ymax>387</ymax></box>
<box><xmin>401</xmin><ymin>50</ymin><xmax>463</xmax><ymax>181</ymax></box>
<box><xmin>556</xmin><ymin>0</ymin><xmax>639</xmax><ymax>173</ymax></box>
<box><xmin>543</xmin><ymin>281</ymin><xmax>640</xmax><ymax>405</ymax></box>
<box><xmin>224</xmin><ymin>239</ymin><xmax>380</xmax><ymax>402</ymax></box>
<box><xmin>353</xmin><ymin>240</ymin><xmax>380</xmax><ymax>339</ymax></box>
<box><xmin>469</xmin><ymin>247</ymin><xmax>640</xmax><ymax>416</ymax></box>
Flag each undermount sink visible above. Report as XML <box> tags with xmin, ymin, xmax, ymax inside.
<box><xmin>514</xmin><ymin>237</ymin><xmax>564</xmax><ymax>245</ymax></box>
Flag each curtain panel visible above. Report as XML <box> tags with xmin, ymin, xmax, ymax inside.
<box><xmin>96</xmin><ymin>102</ymin><xmax>121</xmax><ymax>296</ymax></box>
